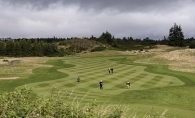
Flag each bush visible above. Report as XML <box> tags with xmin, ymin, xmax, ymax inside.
<box><xmin>0</xmin><ymin>87</ymin><xmax>172</xmax><ymax>118</ymax></box>
<box><xmin>0</xmin><ymin>87</ymin><xmax>123</xmax><ymax>118</ymax></box>
<box><xmin>189</xmin><ymin>40</ymin><xmax>195</xmax><ymax>48</ymax></box>
<box><xmin>3</xmin><ymin>59</ymin><xmax>9</xmax><ymax>62</ymax></box>
<box><xmin>91</xmin><ymin>46</ymin><xmax>106</xmax><ymax>52</ymax></box>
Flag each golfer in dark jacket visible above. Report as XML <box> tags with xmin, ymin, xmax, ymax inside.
<box><xmin>77</xmin><ymin>77</ymin><xmax>80</xmax><ymax>82</ymax></box>
<box><xmin>110</xmin><ymin>68</ymin><xmax>113</xmax><ymax>73</ymax></box>
<box><xmin>99</xmin><ymin>80</ymin><xmax>103</xmax><ymax>89</ymax></box>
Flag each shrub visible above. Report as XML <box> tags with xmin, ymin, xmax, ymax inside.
<box><xmin>139</xmin><ymin>48</ymin><xmax>143</xmax><ymax>51</ymax></box>
<box><xmin>189</xmin><ymin>40</ymin><xmax>195</xmax><ymax>48</ymax></box>
<box><xmin>91</xmin><ymin>46</ymin><xmax>106</xmax><ymax>52</ymax></box>
<box><xmin>3</xmin><ymin>59</ymin><xmax>9</xmax><ymax>62</ymax></box>
<box><xmin>0</xmin><ymin>87</ymin><xmax>123</xmax><ymax>118</ymax></box>
<box><xmin>0</xmin><ymin>87</ymin><xmax>172</xmax><ymax>118</ymax></box>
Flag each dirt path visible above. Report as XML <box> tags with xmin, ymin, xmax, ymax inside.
<box><xmin>0</xmin><ymin>77</ymin><xmax>19</xmax><ymax>80</ymax></box>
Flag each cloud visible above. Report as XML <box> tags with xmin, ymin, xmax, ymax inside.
<box><xmin>3</xmin><ymin>0</ymin><xmax>189</xmax><ymax>12</ymax></box>
<box><xmin>0</xmin><ymin>0</ymin><xmax>195</xmax><ymax>39</ymax></box>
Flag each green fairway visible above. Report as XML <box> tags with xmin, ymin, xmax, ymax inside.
<box><xmin>20</xmin><ymin>56</ymin><xmax>195</xmax><ymax>117</ymax></box>
<box><xmin>25</xmin><ymin>56</ymin><xmax>183</xmax><ymax>98</ymax></box>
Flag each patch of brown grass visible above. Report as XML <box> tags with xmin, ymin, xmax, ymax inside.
<box><xmin>134</xmin><ymin>45</ymin><xmax>195</xmax><ymax>73</ymax></box>
<box><xmin>80</xmin><ymin>50</ymin><xmax>135</xmax><ymax>57</ymax></box>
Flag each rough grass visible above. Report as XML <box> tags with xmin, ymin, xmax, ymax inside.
<box><xmin>133</xmin><ymin>45</ymin><xmax>195</xmax><ymax>73</ymax></box>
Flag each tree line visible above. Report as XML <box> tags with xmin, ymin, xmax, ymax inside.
<box><xmin>0</xmin><ymin>39</ymin><xmax>63</xmax><ymax>57</ymax></box>
<box><xmin>0</xmin><ymin>23</ymin><xmax>195</xmax><ymax>57</ymax></box>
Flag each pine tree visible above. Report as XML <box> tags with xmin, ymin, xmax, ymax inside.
<box><xmin>168</xmin><ymin>23</ymin><xmax>185</xmax><ymax>47</ymax></box>
<box><xmin>98</xmin><ymin>31</ymin><xmax>113</xmax><ymax>44</ymax></box>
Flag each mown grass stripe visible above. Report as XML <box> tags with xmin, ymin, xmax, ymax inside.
<box><xmin>140</xmin><ymin>76</ymin><xmax>163</xmax><ymax>88</ymax></box>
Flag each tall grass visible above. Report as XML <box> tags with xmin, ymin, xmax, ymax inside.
<box><xmin>0</xmin><ymin>87</ymin><xmax>127</xmax><ymax>118</ymax></box>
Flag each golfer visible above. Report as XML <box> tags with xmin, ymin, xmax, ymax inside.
<box><xmin>108</xmin><ymin>68</ymin><xmax>110</xmax><ymax>73</ymax></box>
<box><xmin>110</xmin><ymin>68</ymin><xmax>113</xmax><ymax>73</ymax></box>
<box><xmin>126</xmin><ymin>82</ymin><xmax>130</xmax><ymax>89</ymax></box>
<box><xmin>77</xmin><ymin>77</ymin><xmax>80</xmax><ymax>82</ymax></box>
<box><xmin>99</xmin><ymin>80</ymin><xmax>103</xmax><ymax>89</ymax></box>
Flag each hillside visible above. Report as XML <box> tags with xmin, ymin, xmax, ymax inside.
<box><xmin>58</xmin><ymin>39</ymin><xmax>111</xmax><ymax>54</ymax></box>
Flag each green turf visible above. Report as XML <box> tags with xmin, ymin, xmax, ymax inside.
<box><xmin>1</xmin><ymin>56</ymin><xmax>195</xmax><ymax>117</ymax></box>
<box><xmin>14</xmin><ymin>56</ymin><xmax>194</xmax><ymax>118</ymax></box>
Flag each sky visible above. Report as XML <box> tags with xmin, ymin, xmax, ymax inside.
<box><xmin>0</xmin><ymin>0</ymin><xmax>195</xmax><ymax>40</ymax></box>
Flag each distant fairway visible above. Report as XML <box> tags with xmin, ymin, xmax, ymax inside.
<box><xmin>25</xmin><ymin>56</ymin><xmax>184</xmax><ymax>104</ymax></box>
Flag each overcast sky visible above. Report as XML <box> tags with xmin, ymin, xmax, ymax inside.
<box><xmin>0</xmin><ymin>0</ymin><xmax>195</xmax><ymax>39</ymax></box>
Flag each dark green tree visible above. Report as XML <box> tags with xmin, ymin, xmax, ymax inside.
<box><xmin>43</xmin><ymin>43</ymin><xmax>58</xmax><ymax>56</ymax></box>
<box><xmin>98</xmin><ymin>31</ymin><xmax>114</xmax><ymax>44</ymax></box>
<box><xmin>168</xmin><ymin>23</ymin><xmax>185</xmax><ymax>47</ymax></box>
<box><xmin>33</xmin><ymin>40</ymin><xmax>43</xmax><ymax>56</ymax></box>
<box><xmin>0</xmin><ymin>41</ymin><xmax>6</xmax><ymax>55</ymax></box>
<box><xmin>6</xmin><ymin>40</ymin><xmax>15</xmax><ymax>56</ymax></box>
<box><xmin>26</xmin><ymin>39</ymin><xmax>32</xmax><ymax>56</ymax></box>
<box><xmin>19</xmin><ymin>39</ymin><xmax>30</xmax><ymax>56</ymax></box>
<box><xmin>14</xmin><ymin>41</ymin><xmax>22</xmax><ymax>56</ymax></box>
<box><xmin>189</xmin><ymin>40</ymin><xmax>195</xmax><ymax>48</ymax></box>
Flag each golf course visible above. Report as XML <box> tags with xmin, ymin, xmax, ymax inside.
<box><xmin>0</xmin><ymin>46</ymin><xmax>195</xmax><ymax>117</ymax></box>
